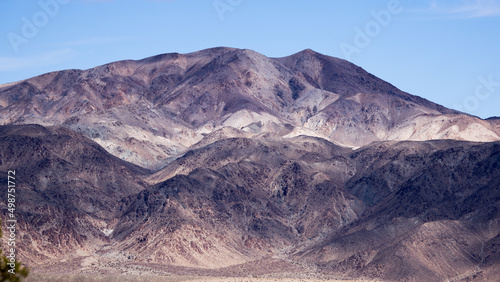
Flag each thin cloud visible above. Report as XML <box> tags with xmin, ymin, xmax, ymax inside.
<box><xmin>0</xmin><ymin>49</ymin><xmax>73</xmax><ymax>72</ymax></box>
<box><xmin>54</xmin><ymin>36</ymin><xmax>134</xmax><ymax>47</ymax></box>
<box><xmin>82</xmin><ymin>0</ymin><xmax>115</xmax><ymax>2</ymax></box>
<box><xmin>429</xmin><ymin>0</ymin><xmax>500</xmax><ymax>19</ymax></box>
<box><xmin>82</xmin><ymin>0</ymin><xmax>175</xmax><ymax>2</ymax></box>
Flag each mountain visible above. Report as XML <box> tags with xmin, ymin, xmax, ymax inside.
<box><xmin>0</xmin><ymin>48</ymin><xmax>499</xmax><ymax>281</ymax></box>
<box><xmin>2</xmin><ymin>124</ymin><xmax>498</xmax><ymax>281</ymax></box>
<box><xmin>0</xmin><ymin>124</ymin><xmax>149</xmax><ymax>265</ymax></box>
<box><xmin>111</xmin><ymin>136</ymin><xmax>362</xmax><ymax>269</ymax></box>
<box><xmin>299</xmin><ymin>140</ymin><xmax>500</xmax><ymax>281</ymax></box>
<box><xmin>1</xmin><ymin>47</ymin><xmax>498</xmax><ymax>169</ymax></box>
<box><xmin>105</xmin><ymin>137</ymin><xmax>499</xmax><ymax>281</ymax></box>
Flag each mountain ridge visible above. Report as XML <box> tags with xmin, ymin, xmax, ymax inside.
<box><xmin>1</xmin><ymin>47</ymin><xmax>499</xmax><ymax>280</ymax></box>
<box><xmin>1</xmin><ymin>47</ymin><xmax>498</xmax><ymax>169</ymax></box>
<box><xmin>2</xmin><ymin>123</ymin><xmax>498</xmax><ymax>281</ymax></box>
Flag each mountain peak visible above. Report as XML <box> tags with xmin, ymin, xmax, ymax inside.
<box><xmin>0</xmin><ymin>47</ymin><xmax>498</xmax><ymax>169</ymax></box>
<box><xmin>295</xmin><ymin>48</ymin><xmax>319</xmax><ymax>56</ymax></box>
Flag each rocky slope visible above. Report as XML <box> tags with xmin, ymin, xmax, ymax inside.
<box><xmin>0</xmin><ymin>124</ymin><xmax>149</xmax><ymax>264</ymax></box>
<box><xmin>1</xmin><ymin>124</ymin><xmax>498</xmax><ymax>281</ymax></box>
<box><xmin>0</xmin><ymin>48</ymin><xmax>498</xmax><ymax>169</ymax></box>
<box><xmin>298</xmin><ymin>140</ymin><xmax>500</xmax><ymax>281</ymax></box>
<box><xmin>0</xmin><ymin>48</ymin><xmax>499</xmax><ymax>281</ymax></box>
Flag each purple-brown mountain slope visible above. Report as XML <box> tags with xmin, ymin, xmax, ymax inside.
<box><xmin>1</xmin><ymin>48</ymin><xmax>500</xmax><ymax>281</ymax></box>
<box><xmin>0</xmin><ymin>124</ymin><xmax>149</xmax><ymax>264</ymax></box>
<box><xmin>1</xmin><ymin>124</ymin><xmax>499</xmax><ymax>281</ymax></box>
<box><xmin>0</xmin><ymin>47</ymin><xmax>498</xmax><ymax>169</ymax></box>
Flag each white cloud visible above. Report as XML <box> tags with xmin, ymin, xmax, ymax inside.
<box><xmin>54</xmin><ymin>36</ymin><xmax>134</xmax><ymax>47</ymax></box>
<box><xmin>82</xmin><ymin>0</ymin><xmax>175</xmax><ymax>2</ymax></box>
<box><xmin>0</xmin><ymin>49</ymin><xmax>74</xmax><ymax>72</ymax></box>
<box><xmin>429</xmin><ymin>0</ymin><xmax>500</xmax><ymax>18</ymax></box>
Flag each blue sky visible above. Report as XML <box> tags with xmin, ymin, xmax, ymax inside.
<box><xmin>1</xmin><ymin>0</ymin><xmax>499</xmax><ymax>118</ymax></box>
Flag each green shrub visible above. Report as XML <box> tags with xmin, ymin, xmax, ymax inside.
<box><xmin>0</xmin><ymin>221</ymin><xmax>29</xmax><ymax>281</ymax></box>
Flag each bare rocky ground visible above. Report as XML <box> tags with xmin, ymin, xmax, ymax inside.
<box><xmin>26</xmin><ymin>256</ymin><xmax>373</xmax><ymax>281</ymax></box>
<box><xmin>26</xmin><ymin>261</ymin><xmax>373</xmax><ymax>282</ymax></box>
<box><xmin>27</xmin><ymin>274</ymin><xmax>369</xmax><ymax>282</ymax></box>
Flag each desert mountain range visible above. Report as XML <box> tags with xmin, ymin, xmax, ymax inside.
<box><xmin>0</xmin><ymin>47</ymin><xmax>499</xmax><ymax>281</ymax></box>
<box><xmin>1</xmin><ymin>47</ymin><xmax>498</xmax><ymax>169</ymax></box>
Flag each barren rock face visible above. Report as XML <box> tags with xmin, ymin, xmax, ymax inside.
<box><xmin>0</xmin><ymin>48</ymin><xmax>499</xmax><ymax>281</ymax></box>
<box><xmin>1</xmin><ymin>123</ymin><xmax>499</xmax><ymax>281</ymax></box>
<box><xmin>1</xmin><ymin>48</ymin><xmax>498</xmax><ymax>169</ymax></box>
<box><xmin>0</xmin><ymin>124</ymin><xmax>149</xmax><ymax>264</ymax></box>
